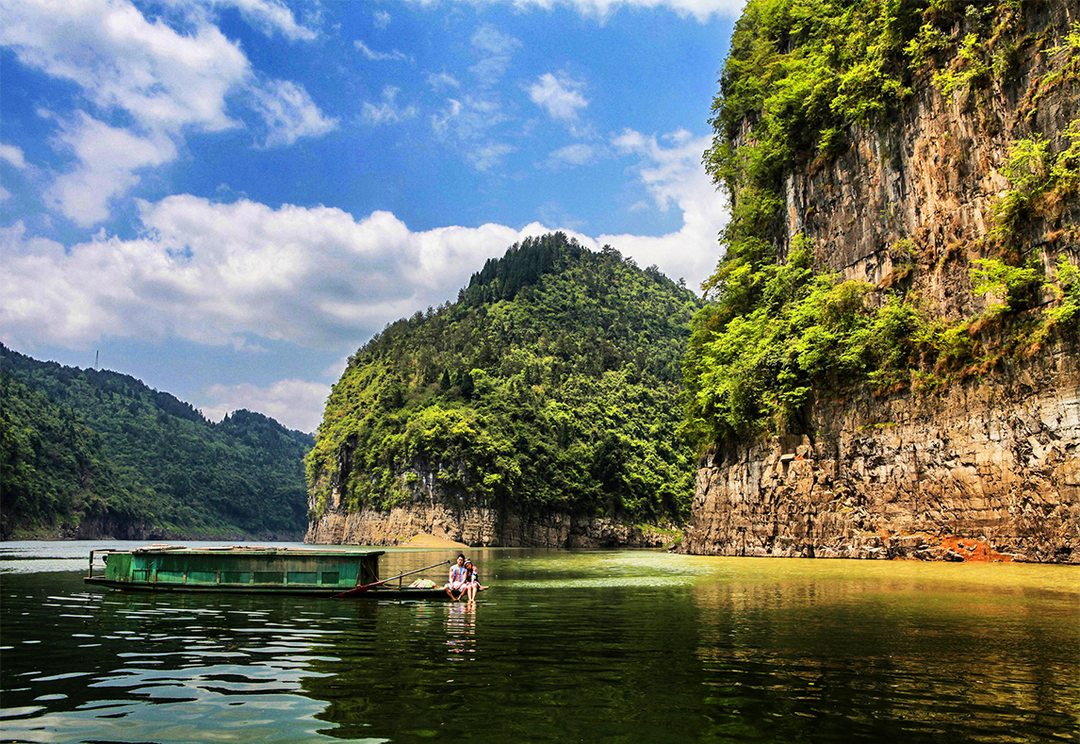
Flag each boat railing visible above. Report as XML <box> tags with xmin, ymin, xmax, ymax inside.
<box><xmin>87</xmin><ymin>550</ymin><xmax>107</xmax><ymax>579</ymax></box>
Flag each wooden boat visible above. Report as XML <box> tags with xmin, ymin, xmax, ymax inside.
<box><xmin>84</xmin><ymin>545</ymin><xmax>453</xmax><ymax>599</ymax></box>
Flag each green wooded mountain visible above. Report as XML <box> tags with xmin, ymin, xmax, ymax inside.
<box><xmin>307</xmin><ymin>234</ymin><xmax>702</xmax><ymax>525</ymax></box>
<box><xmin>0</xmin><ymin>344</ymin><xmax>313</xmax><ymax>540</ymax></box>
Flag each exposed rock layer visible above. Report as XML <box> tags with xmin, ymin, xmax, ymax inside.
<box><xmin>683</xmin><ymin>348</ymin><xmax>1079</xmax><ymax>562</ymax></box>
<box><xmin>305</xmin><ymin>499</ymin><xmax>671</xmax><ymax>549</ymax></box>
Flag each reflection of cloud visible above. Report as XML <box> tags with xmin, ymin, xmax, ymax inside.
<box><xmin>200</xmin><ymin>379</ymin><xmax>329</xmax><ymax>434</ymax></box>
<box><xmin>529</xmin><ymin>73</ymin><xmax>588</xmax><ymax>121</ymax></box>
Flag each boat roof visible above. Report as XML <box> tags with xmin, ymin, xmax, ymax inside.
<box><xmin>102</xmin><ymin>544</ymin><xmax>386</xmax><ymax>557</ymax></box>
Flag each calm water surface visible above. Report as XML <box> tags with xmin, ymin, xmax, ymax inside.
<box><xmin>1</xmin><ymin>541</ymin><xmax>1077</xmax><ymax>743</ymax></box>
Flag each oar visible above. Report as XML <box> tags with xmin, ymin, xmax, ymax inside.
<box><xmin>334</xmin><ymin>559</ymin><xmax>450</xmax><ymax>598</ymax></box>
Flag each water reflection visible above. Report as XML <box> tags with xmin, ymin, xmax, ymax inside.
<box><xmin>1</xmin><ymin>548</ymin><xmax>1077</xmax><ymax>744</ymax></box>
<box><xmin>691</xmin><ymin>574</ymin><xmax>1079</xmax><ymax>743</ymax></box>
<box><xmin>444</xmin><ymin>602</ymin><xmax>478</xmax><ymax>663</ymax></box>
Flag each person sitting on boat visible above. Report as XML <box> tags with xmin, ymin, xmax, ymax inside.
<box><xmin>444</xmin><ymin>554</ymin><xmax>468</xmax><ymax>600</ymax></box>
<box><xmin>462</xmin><ymin>558</ymin><xmax>485</xmax><ymax>602</ymax></box>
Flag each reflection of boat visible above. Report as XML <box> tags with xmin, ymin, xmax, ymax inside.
<box><xmin>83</xmin><ymin>545</ymin><xmax>452</xmax><ymax>598</ymax></box>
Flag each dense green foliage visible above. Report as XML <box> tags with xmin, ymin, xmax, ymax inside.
<box><xmin>0</xmin><ymin>345</ymin><xmax>313</xmax><ymax>539</ymax></box>
<box><xmin>687</xmin><ymin>0</ymin><xmax>1079</xmax><ymax>446</ymax></box>
<box><xmin>1</xmin><ymin>373</ymin><xmax>151</xmax><ymax>538</ymax></box>
<box><xmin>308</xmin><ymin>234</ymin><xmax>701</xmax><ymax>524</ymax></box>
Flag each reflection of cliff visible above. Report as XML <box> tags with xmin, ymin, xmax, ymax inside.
<box><xmin>684</xmin><ymin>1</ymin><xmax>1079</xmax><ymax>562</ymax></box>
<box><xmin>691</xmin><ymin>577</ymin><xmax>1074</xmax><ymax>739</ymax></box>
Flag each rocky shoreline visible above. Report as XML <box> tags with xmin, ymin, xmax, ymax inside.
<box><xmin>305</xmin><ymin>500</ymin><xmax>675</xmax><ymax>549</ymax></box>
<box><xmin>680</xmin><ymin>348</ymin><xmax>1079</xmax><ymax>564</ymax></box>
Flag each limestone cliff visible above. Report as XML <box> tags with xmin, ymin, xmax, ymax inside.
<box><xmin>306</xmin><ymin>491</ymin><xmax>671</xmax><ymax>548</ymax></box>
<box><xmin>683</xmin><ymin>0</ymin><xmax>1079</xmax><ymax>562</ymax></box>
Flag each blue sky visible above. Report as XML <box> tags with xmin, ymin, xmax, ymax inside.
<box><xmin>1</xmin><ymin>0</ymin><xmax>740</xmax><ymax>433</ymax></box>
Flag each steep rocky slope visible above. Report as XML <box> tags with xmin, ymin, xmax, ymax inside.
<box><xmin>682</xmin><ymin>0</ymin><xmax>1079</xmax><ymax>562</ymax></box>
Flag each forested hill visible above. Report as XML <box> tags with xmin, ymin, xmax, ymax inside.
<box><xmin>307</xmin><ymin>233</ymin><xmax>702</xmax><ymax>529</ymax></box>
<box><xmin>0</xmin><ymin>344</ymin><xmax>314</xmax><ymax>540</ymax></box>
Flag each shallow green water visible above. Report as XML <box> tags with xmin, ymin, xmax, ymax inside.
<box><xmin>1</xmin><ymin>542</ymin><xmax>1077</xmax><ymax>743</ymax></box>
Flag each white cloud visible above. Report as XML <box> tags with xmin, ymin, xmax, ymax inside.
<box><xmin>374</xmin><ymin>10</ymin><xmax>392</xmax><ymax>29</ymax></box>
<box><xmin>0</xmin><ymin>143</ymin><xmax>29</xmax><ymax>169</ymax></box>
<box><xmin>362</xmin><ymin>87</ymin><xmax>418</xmax><ymax>125</ymax></box>
<box><xmin>201</xmin><ymin>379</ymin><xmax>330</xmax><ymax>433</ymax></box>
<box><xmin>426</xmin><ymin>71</ymin><xmax>461</xmax><ymax>91</ymax></box>
<box><xmin>601</xmin><ymin>128</ymin><xmax>727</xmax><ymax>287</ymax></box>
<box><xmin>206</xmin><ymin>0</ymin><xmax>318</xmax><ymax>41</ymax></box>
<box><xmin>46</xmin><ymin>113</ymin><xmax>177</xmax><ymax>226</ymax></box>
<box><xmin>354</xmin><ymin>39</ymin><xmax>411</xmax><ymax>62</ymax></box>
<box><xmin>469</xmin><ymin>143</ymin><xmax>516</xmax><ymax>172</ymax></box>
<box><xmin>249</xmin><ymin>78</ymin><xmax>339</xmax><ymax>147</ymax></box>
<box><xmin>542</xmin><ymin>143</ymin><xmax>596</xmax><ymax>169</ymax></box>
<box><xmin>0</xmin><ymin>196</ymin><xmax>562</xmax><ymax>352</ymax></box>
<box><xmin>0</xmin><ymin>0</ymin><xmax>334</xmax><ymax>224</ymax></box>
<box><xmin>529</xmin><ymin>73</ymin><xmax>588</xmax><ymax>121</ymax></box>
<box><xmin>1</xmin><ymin>0</ymin><xmax>249</xmax><ymax>133</ymax></box>
<box><xmin>469</xmin><ymin>24</ymin><xmax>520</xmax><ymax>87</ymax></box>
<box><xmin>1</xmin><ymin>146</ymin><xmax>726</xmax><ymax>357</ymax></box>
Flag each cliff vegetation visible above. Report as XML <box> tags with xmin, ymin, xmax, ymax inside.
<box><xmin>306</xmin><ymin>234</ymin><xmax>701</xmax><ymax>529</ymax></box>
<box><xmin>687</xmin><ymin>0</ymin><xmax>1079</xmax><ymax>446</ymax></box>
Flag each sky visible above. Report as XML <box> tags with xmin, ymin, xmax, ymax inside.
<box><xmin>1</xmin><ymin>0</ymin><xmax>741</xmax><ymax>434</ymax></box>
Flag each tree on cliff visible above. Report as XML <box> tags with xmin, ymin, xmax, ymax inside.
<box><xmin>685</xmin><ymin>0</ymin><xmax>1079</xmax><ymax>447</ymax></box>
<box><xmin>306</xmin><ymin>233</ymin><xmax>702</xmax><ymax>526</ymax></box>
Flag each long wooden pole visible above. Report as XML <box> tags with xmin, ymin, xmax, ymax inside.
<box><xmin>334</xmin><ymin>559</ymin><xmax>451</xmax><ymax>598</ymax></box>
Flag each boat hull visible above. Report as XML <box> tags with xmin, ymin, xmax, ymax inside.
<box><xmin>83</xmin><ymin>576</ymin><xmax>453</xmax><ymax>599</ymax></box>
<box><xmin>82</xmin><ymin>546</ymin><xmax>458</xmax><ymax>599</ymax></box>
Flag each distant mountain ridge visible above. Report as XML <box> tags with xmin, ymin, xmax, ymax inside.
<box><xmin>0</xmin><ymin>344</ymin><xmax>313</xmax><ymax>540</ymax></box>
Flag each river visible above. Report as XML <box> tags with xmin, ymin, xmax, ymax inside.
<box><xmin>1</xmin><ymin>541</ymin><xmax>1077</xmax><ymax>743</ymax></box>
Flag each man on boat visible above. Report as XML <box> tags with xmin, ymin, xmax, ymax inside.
<box><xmin>444</xmin><ymin>553</ymin><xmax>468</xmax><ymax>599</ymax></box>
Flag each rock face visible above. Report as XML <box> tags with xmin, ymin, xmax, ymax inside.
<box><xmin>682</xmin><ymin>348</ymin><xmax>1079</xmax><ymax>562</ymax></box>
<box><xmin>684</xmin><ymin>2</ymin><xmax>1080</xmax><ymax>562</ymax></box>
<box><xmin>305</xmin><ymin>497</ymin><xmax>671</xmax><ymax>549</ymax></box>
